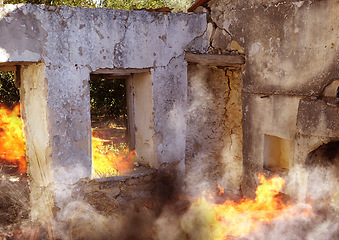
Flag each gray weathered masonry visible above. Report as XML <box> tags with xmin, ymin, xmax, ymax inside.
<box><xmin>0</xmin><ymin>4</ymin><xmax>211</xmax><ymax>219</ymax></box>
<box><xmin>191</xmin><ymin>0</ymin><xmax>338</xmax><ymax>203</ymax></box>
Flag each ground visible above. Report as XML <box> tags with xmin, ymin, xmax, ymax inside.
<box><xmin>91</xmin><ymin>116</ymin><xmax>128</xmax><ymax>147</ymax></box>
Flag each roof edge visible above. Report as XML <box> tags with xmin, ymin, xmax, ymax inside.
<box><xmin>187</xmin><ymin>0</ymin><xmax>210</xmax><ymax>12</ymax></box>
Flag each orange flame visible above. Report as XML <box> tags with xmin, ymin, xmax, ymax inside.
<box><xmin>91</xmin><ymin>135</ymin><xmax>135</xmax><ymax>178</ymax></box>
<box><xmin>186</xmin><ymin>174</ymin><xmax>311</xmax><ymax>239</ymax></box>
<box><xmin>0</xmin><ymin>104</ymin><xmax>26</xmax><ymax>173</ymax></box>
<box><xmin>217</xmin><ymin>183</ymin><xmax>224</xmax><ymax>195</ymax></box>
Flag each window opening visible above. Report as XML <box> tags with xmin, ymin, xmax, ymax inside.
<box><xmin>90</xmin><ymin>75</ymin><xmax>135</xmax><ymax>179</ymax></box>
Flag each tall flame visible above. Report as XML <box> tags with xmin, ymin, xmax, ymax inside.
<box><xmin>0</xmin><ymin>104</ymin><xmax>26</xmax><ymax>173</ymax></box>
<box><xmin>184</xmin><ymin>174</ymin><xmax>311</xmax><ymax>240</ymax></box>
<box><xmin>91</xmin><ymin>135</ymin><xmax>135</xmax><ymax>178</ymax></box>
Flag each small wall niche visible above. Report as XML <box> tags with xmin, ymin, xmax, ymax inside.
<box><xmin>263</xmin><ymin>134</ymin><xmax>291</xmax><ymax>173</ymax></box>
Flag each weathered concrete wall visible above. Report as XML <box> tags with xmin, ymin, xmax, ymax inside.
<box><xmin>207</xmin><ymin>0</ymin><xmax>338</xmax><ymax>94</ymax></box>
<box><xmin>290</xmin><ymin>98</ymin><xmax>339</xmax><ymax>200</ymax></box>
<box><xmin>204</xmin><ymin>0</ymin><xmax>339</xmax><ymax>197</ymax></box>
<box><xmin>0</xmin><ymin>4</ymin><xmax>207</xmax><ymax>218</ymax></box>
<box><xmin>186</xmin><ymin>64</ymin><xmax>243</xmax><ymax>194</ymax></box>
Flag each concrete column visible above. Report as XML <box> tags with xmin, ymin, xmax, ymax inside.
<box><xmin>20</xmin><ymin>63</ymin><xmax>54</xmax><ymax>221</ymax></box>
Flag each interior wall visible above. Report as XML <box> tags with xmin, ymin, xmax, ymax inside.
<box><xmin>132</xmin><ymin>72</ymin><xmax>156</xmax><ymax>168</ymax></box>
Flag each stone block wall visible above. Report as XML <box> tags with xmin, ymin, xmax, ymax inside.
<box><xmin>72</xmin><ymin>168</ymin><xmax>158</xmax><ymax>214</ymax></box>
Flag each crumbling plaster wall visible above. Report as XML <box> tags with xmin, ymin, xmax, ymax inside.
<box><xmin>20</xmin><ymin>63</ymin><xmax>53</xmax><ymax>219</ymax></box>
<box><xmin>201</xmin><ymin>0</ymin><xmax>339</xmax><ymax>197</ymax></box>
<box><xmin>186</xmin><ymin>64</ymin><xmax>243</xmax><ymax>194</ymax></box>
<box><xmin>0</xmin><ymin>4</ymin><xmax>207</xmax><ymax>218</ymax></box>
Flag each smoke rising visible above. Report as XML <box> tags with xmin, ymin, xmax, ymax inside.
<box><xmin>2</xmin><ymin>71</ymin><xmax>338</xmax><ymax>240</ymax></box>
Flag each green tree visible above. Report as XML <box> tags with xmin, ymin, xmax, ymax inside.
<box><xmin>89</xmin><ymin>78</ymin><xmax>127</xmax><ymax>119</ymax></box>
<box><xmin>4</xmin><ymin>0</ymin><xmax>95</xmax><ymax>7</ymax></box>
<box><xmin>0</xmin><ymin>72</ymin><xmax>20</xmax><ymax>108</ymax></box>
<box><xmin>4</xmin><ymin>0</ymin><xmax>193</xmax><ymax>12</ymax></box>
<box><xmin>98</xmin><ymin>0</ymin><xmax>165</xmax><ymax>10</ymax></box>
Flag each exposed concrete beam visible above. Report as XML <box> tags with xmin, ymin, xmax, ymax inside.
<box><xmin>90</xmin><ymin>74</ymin><xmax>129</xmax><ymax>80</ymax></box>
<box><xmin>91</xmin><ymin>68</ymin><xmax>150</xmax><ymax>75</ymax></box>
<box><xmin>185</xmin><ymin>53</ymin><xmax>245</xmax><ymax>67</ymax></box>
<box><xmin>91</xmin><ymin>68</ymin><xmax>152</xmax><ymax>79</ymax></box>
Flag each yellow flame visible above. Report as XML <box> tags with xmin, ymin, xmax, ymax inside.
<box><xmin>91</xmin><ymin>135</ymin><xmax>135</xmax><ymax>178</ymax></box>
<box><xmin>0</xmin><ymin>104</ymin><xmax>26</xmax><ymax>173</ymax></box>
<box><xmin>184</xmin><ymin>174</ymin><xmax>311</xmax><ymax>240</ymax></box>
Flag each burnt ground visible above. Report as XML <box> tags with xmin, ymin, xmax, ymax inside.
<box><xmin>91</xmin><ymin>116</ymin><xmax>128</xmax><ymax>146</ymax></box>
<box><xmin>0</xmin><ymin>175</ymin><xmax>30</xmax><ymax>231</ymax></box>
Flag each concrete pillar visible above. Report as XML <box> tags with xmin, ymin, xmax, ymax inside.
<box><xmin>20</xmin><ymin>63</ymin><xmax>54</xmax><ymax>220</ymax></box>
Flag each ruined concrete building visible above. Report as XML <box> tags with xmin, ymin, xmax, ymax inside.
<box><xmin>0</xmin><ymin>0</ymin><xmax>338</xmax><ymax>235</ymax></box>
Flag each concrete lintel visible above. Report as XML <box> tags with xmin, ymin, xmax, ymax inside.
<box><xmin>90</xmin><ymin>74</ymin><xmax>129</xmax><ymax>80</ymax></box>
<box><xmin>91</xmin><ymin>68</ymin><xmax>151</xmax><ymax>75</ymax></box>
<box><xmin>185</xmin><ymin>53</ymin><xmax>245</xmax><ymax>67</ymax></box>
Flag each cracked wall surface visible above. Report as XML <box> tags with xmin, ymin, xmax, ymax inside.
<box><xmin>0</xmin><ymin>4</ymin><xmax>207</xmax><ymax>218</ymax></box>
<box><xmin>200</xmin><ymin>0</ymin><xmax>339</xmax><ymax>198</ymax></box>
<box><xmin>186</xmin><ymin>64</ymin><xmax>243</xmax><ymax>194</ymax></box>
